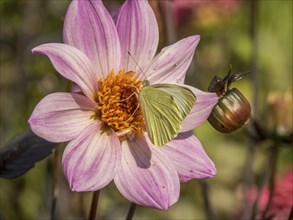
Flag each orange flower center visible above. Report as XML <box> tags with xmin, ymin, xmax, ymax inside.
<box><xmin>96</xmin><ymin>70</ymin><xmax>145</xmax><ymax>140</ymax></box>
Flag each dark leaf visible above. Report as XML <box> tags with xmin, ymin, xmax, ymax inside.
<box><xmin>0</xmin><ymin>130</ymin><xmax>55</xmax><ymax>179</ymax></box>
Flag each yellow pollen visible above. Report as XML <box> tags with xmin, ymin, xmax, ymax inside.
<box><xmin>97</xmin><ymin>70</ymin><xmax>144</xmax><ymax>137</ymax></box>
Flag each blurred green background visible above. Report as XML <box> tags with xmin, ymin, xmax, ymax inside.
<box><xmin>0</xmin><ymin>0</ymin><xmax>292</xmax><ymax>219</ymax></box>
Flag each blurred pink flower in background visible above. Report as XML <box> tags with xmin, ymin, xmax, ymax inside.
<box><xmin>249</xmin><ymin>169</ymin><xmax>293</xmax><ymax>219</ymax></box>
<box><xmin>28</xmin><ymin>0</ymin><xmax>219</xmax><ymax>210</ymax></box>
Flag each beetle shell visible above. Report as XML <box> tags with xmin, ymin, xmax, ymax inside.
<box><xmin>208</xmin><ymin>88</ymin><xmax>252</xmax><ymax>133</ymax></box>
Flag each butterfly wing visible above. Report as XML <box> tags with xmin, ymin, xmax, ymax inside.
<box><xmin>139</xmin><ymin>84</ymin><xmax>196</xmax><ymax>146</ymax></box>
<box><xmin>139</xmin><ymin>87</ymin><xmax>182</xmax><ymax>146</ymax></box>
<box><xmin>151</xmin><ymin>84</ymin><xmax>196</xmax><ymax>119</ymax></box>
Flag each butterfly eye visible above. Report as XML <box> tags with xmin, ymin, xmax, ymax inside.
<box><xmin>142</xmin><ymin>80</ymin><xmax>150</xmax><ymax>87</ymax></box>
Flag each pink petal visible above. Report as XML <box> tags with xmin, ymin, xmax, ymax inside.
<box><xmin>145</xmin><ymin>35</ymin><xmax>200</xmax><ymax>84</ymax></box>
<box><xmin>63</xmin><ymin>0</ymin><xmax>121</xmax><ymax>76</ymax></box>
<box><xmin>28</xmin><ymin>92</ymin><xmax>97</xmax><ymax>142</ymax></box>
<box><xmin>162</xmin><ymin>132</ymin><xmax>216</xmax><ymax>182</ymax></box>
<box><xmin>32</xmin><ymin>43</ymin><xmax>98</xmax><ymax>100</ymax></box>
<box><xmin>71</xmin><ymin>83</ymin><xmax>81</xmax><ymax>93</ymax></box>
<box><xmin>114</xmin><ymin>136</ymin><xmax>179</xmax><ymax>210</ymax></box>
<box><xmin>62</xmin><ymin>123</ymin><xmax>121</xmax><ymax>192</ymax></box>
<box><xmin>114</xmin><ymin>0</ymin><xmax>159</xmax><ymax>72</ymax></box>
<box><xmin>182</xmin><ymin>87</ymin><xmax>219</xmax><ymax>131</ymax></box>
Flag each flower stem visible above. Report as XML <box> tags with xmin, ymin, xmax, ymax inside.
<box><xmin>126</xmin><ymin>203</ymin><xmax>136</xmax><ymax>220</ymax></box>
<box><xmin>241</xmin><ymin>138</ymin><xmax>256</xmax><ymax>219</ymax></box>
<box><xmin>158</xmin><ymin>0</ymin><xmax>176</xmax><ymax>45</ymax></box>
<box><xmin>88</xmin><ymin>190</ymin><xmax>100</xmax><ymax>220</ymax></box>
<box><xmin>51</xmin><ymin>146</ymin><xmax>60</xmax><ymax>220</ymax></box>
<box><xmin>241</xmin><ymin>0</ymin><xmax>259</xmax><ymax>218</ymax></box>
<box><xmin>201</xmin><ymin>180</ymin><xmax>216</xmax><ymax>220</ymax></box>
<box><xmin>261</xmin><ymin>145</ymin><xmax>279</xmax><ymax>219</ymax></box>
<box><xmin>251</xmin><ymin>144</ymin><xmax>276</xmax><ymax>219</ymax></box>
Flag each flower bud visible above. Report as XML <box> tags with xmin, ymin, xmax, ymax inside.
<box><xmin>266</xmin><ymin>90</ymin><xmax>292</xmax><ymax>135</ymax></box>
<box><xmin>208</xmin><ymin>88</ymin><xmax>252</xmax><ymax>133</ymax></box>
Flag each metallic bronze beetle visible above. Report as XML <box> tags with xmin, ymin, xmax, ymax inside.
<box><xmin>208</xmin><ymin>67</ymin><xmax>252</xmax><ymax>133</ymax></box>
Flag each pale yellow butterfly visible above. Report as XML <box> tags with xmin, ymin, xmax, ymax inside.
<box><xmin>126</xmin><ymin>52</ymin><xmax>196</xmax><ymax>146</ymax></box>
<box><xmin>139</xmin><ymin>79</ymin><xmax>196</xmax><ymax>146</ymax></box>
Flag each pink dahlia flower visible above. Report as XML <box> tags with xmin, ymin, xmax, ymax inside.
<box><xmin>29</xmin><ymin>0</ymin><xmax>218</xmax><ymax>210</ymax></box>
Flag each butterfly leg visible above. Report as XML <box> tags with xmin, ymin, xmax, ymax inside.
<box><xmin>126</xmin><ymin>96</ymin><xmax>140</xmax><ymax>122</ymax></box>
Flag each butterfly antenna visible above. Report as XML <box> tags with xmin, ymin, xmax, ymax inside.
<box><xmin>127</xmin><ymin>51</ymin><xmax>147</xmax><ymax>80</ymax></box>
